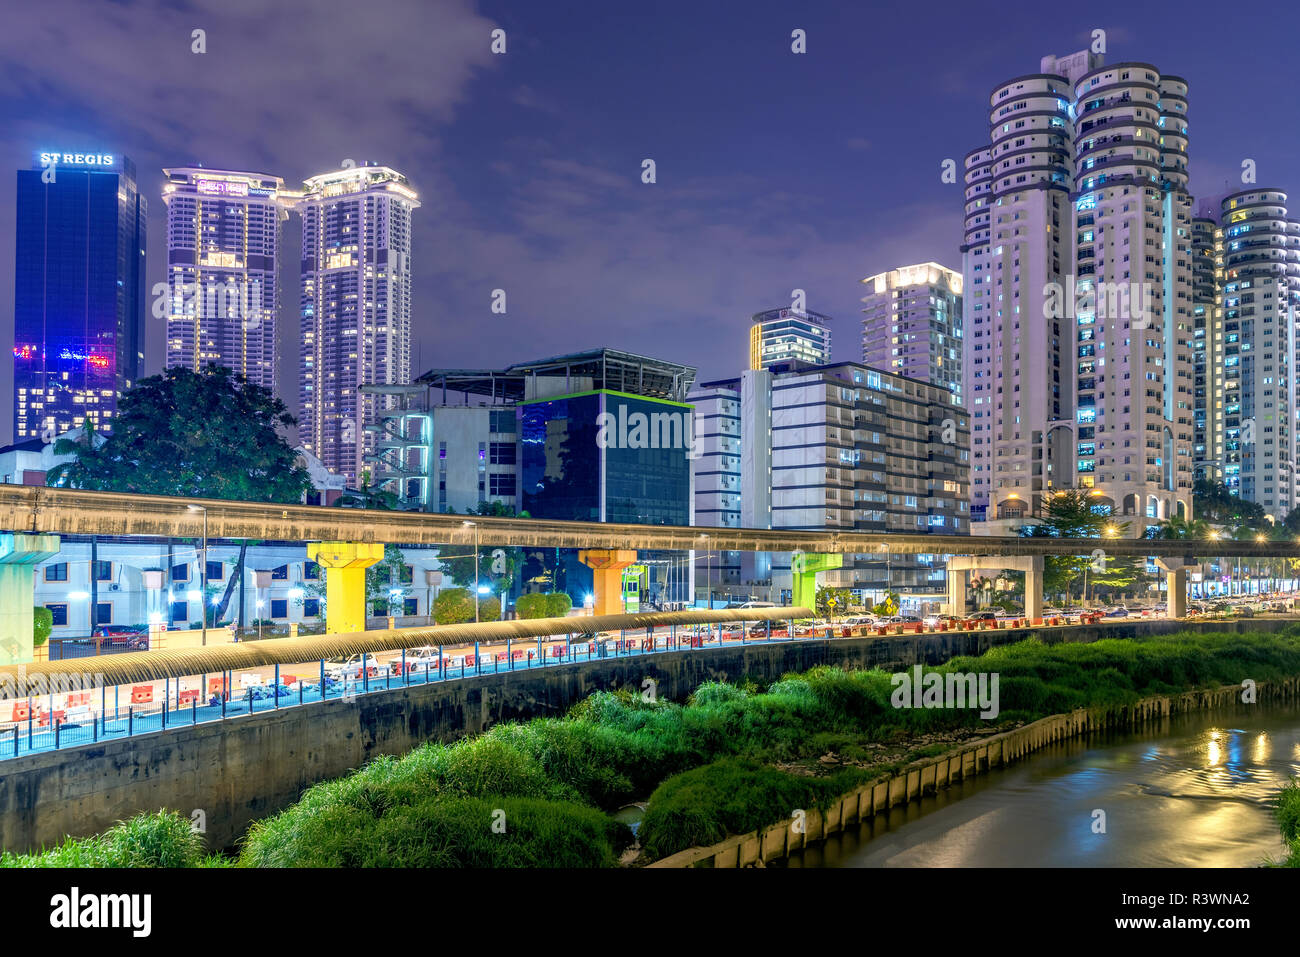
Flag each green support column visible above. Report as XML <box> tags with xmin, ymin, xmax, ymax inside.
<box><xmin>790</xmin><ymin>552</ymin><xmax>843</xmax><ymax>613</ymax></box>
<box><xmin>0</xmin><ymin>533</ymin><xmax>62</xmax><ymax>665</ymax></box>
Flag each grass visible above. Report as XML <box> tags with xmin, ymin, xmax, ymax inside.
<box><xmin>1273</xmin><ymin>778</ymin><xmax>1300</xmax><ymax>867</ymax></box>
<box><xmin>8</xmin><ymin>627</ymin><xmax>1300</xmax><ymax>867</ymax></box>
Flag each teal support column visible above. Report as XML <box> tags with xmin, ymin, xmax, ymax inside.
<box><xmin>790</xmin><ymin>552</ymin><xmax>843</xmax><ymax>613</ymax></box>
<box><xmin>0</xmin><ymin>533</ymin><xmax>62</xmax><ymax>665</ymax></box>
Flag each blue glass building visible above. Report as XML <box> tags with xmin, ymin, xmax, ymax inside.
<box><xmin>13</xmin><ymin>151</ymin><xmax>146</xmax><ymax>440</ymax></box>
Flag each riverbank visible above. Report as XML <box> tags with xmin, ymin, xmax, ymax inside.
<box><xmin>5</xmin><ymin>627</ymin><xmax>1300</xmax><ymax>868</ymax></box>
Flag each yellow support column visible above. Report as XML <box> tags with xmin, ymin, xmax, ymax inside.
<box><xmin>307</xmin><ymin>542</ymin><xmax>386</xmax><ymax>636</ymax></box>
<box><xmin>578</xmin><ymin>549</ymin><xmax>639</xmax><ymax>617</ymax></box>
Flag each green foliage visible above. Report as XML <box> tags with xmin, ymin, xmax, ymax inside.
<box><xmin>1194</xmin><ymin>479</ymin><xmax>1267</xmax><ymax>529</ymax></box>
<box><xmin>1275</xmin><ymin>778</ymin><xmax>1300</xmax><ymax>867</ymax></box>
<box><xmin>544</xmin><ymin>592</ymin><xmax>573</xmax><ymax>618</ymax></box>
<box><xmin>366</xmin><ymin>544</ymin><xmax>409</xmax><ymax>615</ymax></box>
<box><xmin>871</xmin><ymin>591</ymin><xmax>899</xmax><ymax>616</ymax></box>
<box><xmin>46</xmin><ymin>365</ymin><xmax>311</xmax><ymax>504</ymax></box>
<box><xmin>32</xmin><ymin>607</ymin><xmax>52</xmax><ymax>647</ymax></box>
<box><xmin>0</xmin><ymin>811</ymin><xmax>209</xmax><ymax>868</ymax></box>
<box><xmin>515</xmin><ymin>593</ymin><xmax>551</xmax><ymax>619</ymax></box>
<box><xmin>816</xmin><ymin>586</ymin><xmax>852</xmax><ymax>617</ymax></box>
<box><xmin>480</xmin><ymin>596</ymin><xmax>502</xmax><ymax>622</ymax></box>
<box><xmin>434</xmin><ymin>588</ymin><xmax>475</xmax><ymax>624</ymax></box>
<box><xmin>639</xmin><ymin>758</ymin><xmax>873</xmax><ymax>859</ymax></box>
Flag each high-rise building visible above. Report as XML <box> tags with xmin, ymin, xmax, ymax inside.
<box><xmin>962</xmin><ymin>52</ymin><xmax>1196</xmax><ymax>533</ymax></box>
<box><xmin>161</xmin><ymin>168</ymin><xmax>289</xmax><ymax>390</ymax></box>
<box><xmin>13</xmin><ymin>150</ymin><xmax>146</xmax><ymax>440</ymax></box>
<box><xmin>294</xmin><ymin>164</ymin><xmax>419</xmax><ymax>483</ymax></box>
<box><xmin>690</xmin><ymin>361</ymin><xmax>970</xmax><ymax>605</ymax></box>
<box><xmin>749</xmin><ymin>308</ymin><xmax>832</xmax><ymax>369</ymax></box>
<box><xmin>1191</xmin><ymin>214</ymin><xmax>1223</xmax><ymax>482</ymax></box>
<box><xmin>1217</xmin><ymin>188</ymin><xmax>1300</xmax><ymax>517</ymax></box>
<box><xmin>860</xmin><ymin>262</ymin><xmax>964</xmax><ymax>402</ymax></box>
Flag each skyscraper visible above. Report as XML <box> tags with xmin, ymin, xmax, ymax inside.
<box><xmin>294</xmin><ymin>164</ymin><xmax>419</xmax><ymax>483</ymax></box>
<box><xmin>13</xmin><ymin>150</ymin><xmax>146</xmax><ymax>440</ymax></box>
<box><xmin>161</xmin><ymin>168</ymin><xmax>288</xmax><ymax>390</ymax></box>
<box><xmin>962</xmin><ymin>51</ymin><xmax>1196</xmax><ymax>532</ymax></box>
<box><xmin>860</xmin><ymin>262</ymin><xmax>963</xmax><ymax>402</ymax></box>
<box><xmin>1217</xmin><ymin>188</ymin><xmax>1300</xmax><ymax>517</ymax></box>
<box><xmin>1191</xmin><ymin>214</ymin><xmax>1223</xmax><ymax>483</ymax></box>
<box><xmin>748</xmin><ymin>308</ymin><xmax>831</xmax><ymax>369</ymax></box>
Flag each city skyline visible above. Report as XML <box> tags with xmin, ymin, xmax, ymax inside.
<box><xmin>1</xmin><ymin>1</ymin><xmax>1295</xmax><ymax>451</ymax></box>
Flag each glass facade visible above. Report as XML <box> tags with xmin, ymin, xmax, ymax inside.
<box><xmin>520</xmin><ymin>391</ymin><xmax>692</xmax><ymax>525</ymax></box>
<box><xmin>13</xmin><ymin>154</ymin><xmax>146</xmax><ymax>440</ymax></box>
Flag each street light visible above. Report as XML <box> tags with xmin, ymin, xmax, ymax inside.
<box><xmin>187</xmin><ymin>505</ymin><xmax>208</xmax><ymax>646</ymax></box>
<box><xmin>255</xmin><ymin>599</ymin><xmax>264</xmax><ymax>639</ymax></box>
<box><xmin>699</xmin><ymin>533</ymin><xmax>711</xmax><ymax>609</ymax></box>
<box><xmin>463</xmin><ymin>520</ymin><xmax>480</xmax><ymax>622</ymax></box>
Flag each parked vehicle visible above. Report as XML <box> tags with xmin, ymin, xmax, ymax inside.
<box><xmin>392</xmin><ymin>646</ymin><xmax>441</xmax><ymax>675</ymax></box>
<box><xmin>1103</xmin><ymin>606</ymin><xmax>1130</xmax><ymax>618</ymax></box>
<box><xmin>965</xmin><ymin>610</ymin><xmax>998</xmax><ymax>623</ymax></box>
<box><xmin>325</xmin><ymin>654</ymin><xmax>382</xmax><ymax>681</ymax></box>
<box><xmin>923</xmin><ymin>614</ymin><xmax>961</xmax><ymax>628</ymax></box>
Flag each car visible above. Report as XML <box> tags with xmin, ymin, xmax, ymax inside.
<box><xmin>392</xmin><ymin>646</ymin><xmax>441</xmax><ymax>675</ymax></box>
<box><xmin>923</xmin><ymin>614</ymin><xmax>962</xmax><ymax>628</ymax></box>
<box><xmin>1103</xmin><ymin>606</ymin><xmax>1130</xmax><ymax>618</ymax></box>
<box><xmin>842</xmin><ymin>616</ymin><xmax>876</xmax><ymax>627</ymax></box>
<box><xmin>965</xmin><ymin>610</ymin><xmax>998</xmax><ymax>623</ymax></box>
<box><xmin>325</xmin><ymin>654</ymin><xmax>382</xmax><ymax>681</ymax></box>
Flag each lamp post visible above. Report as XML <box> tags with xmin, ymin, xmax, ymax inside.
<box><xmin>187</xmin><ymin>505</ymin><xmax>207</xmax><ymax>646</ymax></box>
<box><xmin>699</xmin><ymin>533</ymin><xmax>711</xmax><ymax>609</ymax></box>
<box><xmin>463</xmin><ymin>520</ymin><xmax>480</xmax><ymax>622</ymax></box>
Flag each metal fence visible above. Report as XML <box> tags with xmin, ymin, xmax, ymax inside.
<box><xmin>1</xmin><ymin>619</ymin><xmax>802</xmax><ymax>761</ymax></box>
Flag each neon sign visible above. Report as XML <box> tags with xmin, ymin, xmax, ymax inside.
<box><xmin>58</xmin><ymin>348</ymin><xmax>110</xmax><ymax>368</ymax></box>
<box><xmin>197</xmin><ymin>178</ymin><xmax>250</xmax><ymax>197</ymax></box>
<box><xmin>37</xmin><ymin>151</ymin><xmax>116</xmax><ymax>168</ymax></box>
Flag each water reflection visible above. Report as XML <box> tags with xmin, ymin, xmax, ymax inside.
<box><xmin>786</xmin><ymin>704</ymin><xmax>1300</xmax><ymax>868</ymax></box>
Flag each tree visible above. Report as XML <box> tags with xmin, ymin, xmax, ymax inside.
<box><xmin>1021</xmin><ymin>488</ymin><xmax>1134</xmax><ymax>601</ymax></box>
<box><xmin>1149</xmin><ymin>516</ymin><xmax>1211</xmax><ymax>541</ymax></box>
<box><xmin>33</xmin><ymin>607</ymin><xmax>52</xmax><ymax>648</ymax></box>
<box><xmin>366</xmin><ymin>544</ymin><xmax>409</xmax><ymax>616</ymax></box>
<box><xmin>871</xmin><ymin>591</ymin><xmax>899</xmax><ymax>617</ymax></box>
<box><xmin>1193</xmin><ymin>479</ymin><xmax>1267</xmax><ymax>528</ymax></box>
<box><xmin>335</xmin><ymin>469</ymin><xmax>400</xmax><ymax>510</ymax></box>
<box><xmin>48</xmin><ymin>365</ymin><xmax>311</xmax><ymax>503</ymax></box>
<box><xmin>46</xmin><ymin>366</ymin><xmax>312</xmax><ymax>628</ymax></box>
<box><xmin>815</xmin><ymin>586</ymin><xmax>851</xmax><ymax>618</ymax></box>
<box><xmin>434</xmin><ymin>588</ymin><xmax>476</xmax><ymax>624</ymax></box>
<box><xmin>544</xmin><ymin>592</ymin><xmax>573</xmax><ymax>618</ymax></box>
<box><xmin>515</xmin><ymin>593</ymin><xmax>550</xmax><ymax>619</ymax></box>
<box><xmin>439</xmin><ymin>502</ymin><xmax>530</xmax><ymax>599</ymax></box>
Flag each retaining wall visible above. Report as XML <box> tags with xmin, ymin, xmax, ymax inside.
<box><xmin>0</xmin><ymin>616</ymin><xmax>1293</xmax><ymax>854</ymax></box>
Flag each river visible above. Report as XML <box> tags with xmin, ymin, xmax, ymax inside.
<box><xmin>785</xmin><ymin>703</ymin><xmax>1300</xmax><ymax>867</ymax></box>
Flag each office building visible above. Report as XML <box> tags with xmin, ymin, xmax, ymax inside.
<box><xmin>690</xmin><ymin>361</ymin><xmax>970</xmax><ymax>604</ymax></box>
<box><xmin>13</xmin><ymin>150</ymin><xmax>146</xmax><ymax>440</ymax></box>
<box><xmin>295</xmin><ymin>164</ymin><xmax>419</xmax><ymax>483</ymax></box>
<box><xmin>1191</xmin><ymin>214</ymin><xmax>1223</xmax><ymax>482</ymax></box>
<box><xmin>749</xmin><ymin>308</ymin><xmax>832</xmax><ymax>369</ymax></box>
<box><xmin>161</xmin><ymin>167</ymin><xmax>289</xmax><ymax>390</ymax></box>
<box><xmin>860</xmin><ymin>262</ymin><xmax>964</xmax><ymax>402</ymax></box>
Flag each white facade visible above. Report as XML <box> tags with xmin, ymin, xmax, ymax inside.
<box><xmin>749</xmin><ymin>308</ymin><xmax>832</xmax><ymax>369</ymax></box>
<box><xmin>1218</xmin><ymin>189</ymin><xmax>1300</xmax><ymax>517</ymax></box>
<box><xmin>860</xmin><ymin>262</ymin><xmax>964</xmax><ymax>403</ymax></box>
<box><xmin>963</xmin><ymin>51</ymin><xmax>1195</xmax><ymax>532</ymax></box>
<box><xmin>34</xmin><ymin>540</ymin><xmax>445</xmax><ymax>636</ymax></box>
<box><xmin>161</xmin><ymin>168</ymin><xmax>288</xmax><ymax>390</ymax></box>
<box><xmin>294</xmin><ymin>165</ymin><xmax>419</xmax><ymax>484</ymax></box>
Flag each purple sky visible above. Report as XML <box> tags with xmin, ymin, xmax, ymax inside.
<box><xmin>1</xmin><ymin>0</ymin><xmax>1297</xmax><ymax>444</ymax></box>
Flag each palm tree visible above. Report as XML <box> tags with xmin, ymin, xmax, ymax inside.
<box><xmin>1151</xmin><ymin>516</ymin><xmax>1210</xmax><ymax>540</ymax></box>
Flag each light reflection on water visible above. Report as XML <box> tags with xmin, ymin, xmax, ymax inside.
<box><xmin>786</xmin><ymin>703</ymin><xmax>1300</xmax><ymax>868</ymax></box>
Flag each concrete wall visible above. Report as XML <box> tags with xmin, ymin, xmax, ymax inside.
<box><xmin>0</xmin><ymin>616</ymin><xmax>1294</xmax><ymax>854</ymax></box>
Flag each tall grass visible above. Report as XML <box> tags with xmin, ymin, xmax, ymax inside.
<box><xmin>0</xmin><ymin>811</ymin><xmax>228</xmax><ymax>868</ymax></box>
<box><xmin>1275</xmin><ymin>778</ymin><xmax>1300</xmax><ymax>867</ymax></box>
<box><xmin>9</xmin><ymin>628</ymin><xmax>1300</xmax><ymax>867</ymax></box>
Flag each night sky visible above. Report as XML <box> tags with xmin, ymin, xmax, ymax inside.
<box><xmin>1</xmin><ymin>0</ymin><xmax>1297</xmax><ymax>445</ymax></box>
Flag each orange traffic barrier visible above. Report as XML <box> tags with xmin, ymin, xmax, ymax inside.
<box><xmin>131</xmin><ymin>685</ymin><xmax>154</xmax><ymax>704</ymax></box>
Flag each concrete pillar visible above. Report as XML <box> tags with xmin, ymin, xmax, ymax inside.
<box><xmin>790</xmin><ymin>553</ymin><xmax>843</xmax><ymax>612</ymax></box>
<box><xmin>1166</xmin><ymin>567</ymin><xmax>1187</xmax><ymax>619</ymax></box>
<box><xmin>946</xmin><ymin>564</ymin><xmax>967</xmax><ymax>617</ymax></box>
<box><xmin>306</xmin><ymin>542</ymin><xmax>386</xmax><ymax>635</ymax></box>
<box><xmin>578</xmin><ymin>549</ymin><xmax>638</xmax><ymax>617</ymax></box>
<box><xmin>0</xmin><ymin>533</ymin><xmax>62</xmax><ymax>665</ymax></box>
<box><xmin>1024</xmin><ymin>555</ymin><xmax>1044</xmax><ymax>621</ymax></box>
